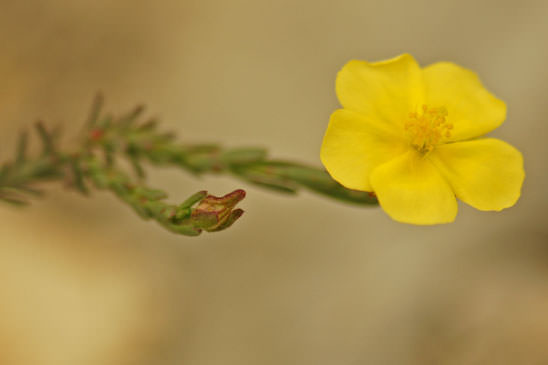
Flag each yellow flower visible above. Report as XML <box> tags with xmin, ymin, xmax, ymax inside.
<box><xmin>320</xmin><ymin>54</ymin><xmax>524</xmax><ymax>225</ymax></box>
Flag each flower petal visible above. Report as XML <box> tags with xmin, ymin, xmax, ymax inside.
<box><xmin>429</xmin><ymin>138</ymin><xmax>524</xmax><ymax>211</ymax></box>
<box><xmin>370</xmin><ymin>151</ymin><xmax>458</xmax><ymax>224</ymax></box>
<box><xmin>321</xmin><ymin>109</ymin><xmax>408</xmax><ymax>191</ymax></box>
<box><xmin>336</xmin><ymin>54</ymin><xmax>425</xmax><ymax>127</ymax></box>
<box><xmin>423</xmin><ymin>62</ymin><xmax>506</xmax><ymax>141</ymax></box>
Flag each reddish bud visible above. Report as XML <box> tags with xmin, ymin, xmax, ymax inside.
<box><xmin>191</xmin><ymin>189</ymin><xmax>246</xmax><ymax>231</ymax></box>
<box><xmin>89</xmin><ymin>128</ymin><xmax>104</xmax><ymax>141</ymax></box>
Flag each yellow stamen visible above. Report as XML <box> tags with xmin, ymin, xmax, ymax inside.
<box><xmin>404</xmin><ymin>105</ymin><xmax>452</xmax><ymax>154</ymax></box>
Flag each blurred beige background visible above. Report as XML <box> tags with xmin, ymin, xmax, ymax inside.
<box><xmin>0</xmin><ymin>0</ymin><xmax>547</xmax><ymax>364</ymax></box>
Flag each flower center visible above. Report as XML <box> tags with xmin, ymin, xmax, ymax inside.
<box><xmin>404</xmin><ymin>105</ymin><xmax>452</xmax><ymax>154</ymax></box>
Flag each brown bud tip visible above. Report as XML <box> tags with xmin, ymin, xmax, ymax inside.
<box><xmin>226</xmin><ymin>189</ymin><xmax>246</xmax><ymax>201</ymax></box>
<box><xmin>231</xmin><ymin>208</ymin><xmax>244</xmax><ymax>219</ymax></box>
<box><xmin>199</xmin><ymin>189</ymin><xmax>246</xmax><ymax>209</ymax></box>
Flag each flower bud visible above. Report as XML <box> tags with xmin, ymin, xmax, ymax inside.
<box><xmin>191</xmin><ymin>189</ymin><xmax>246</xmax><ymax>232</ymax></box>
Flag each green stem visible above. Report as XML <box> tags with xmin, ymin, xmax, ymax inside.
<box><xmin>0</xmin><ymin>127</ymin><xmax>244</xmax><ymax>236</ymax></box>
<box><xmin>87</xmin><ymin>108</ymin><xmax>378</xmax><ymax>205</ymax></box>
<box><xmin>0</xmin><ymin>97</ymin><xmax>377</xmax><ymax>237</ymax></box>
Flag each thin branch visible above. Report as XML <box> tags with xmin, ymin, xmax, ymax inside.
<box><xmin>0</xmin><ymin>97</ymin><xmax>377</xmax><ymax>237</ymax></box>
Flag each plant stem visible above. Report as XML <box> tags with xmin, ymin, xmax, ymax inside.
<box><xmin>0</xmin><ymin>97</ymin><xmax>377</xmax><ymax>237</ymax></box>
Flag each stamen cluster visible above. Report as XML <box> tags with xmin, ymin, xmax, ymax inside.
<box><xmin>405</xmin><ymin>105</ymin><xmax>452</xmax><ymax>154</ymax></box>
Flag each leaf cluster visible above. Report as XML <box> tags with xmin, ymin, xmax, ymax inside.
<box><xmin>0</xmin><ymin>95</ymin><xmax>377</xmax><ymax>236</ymax></box>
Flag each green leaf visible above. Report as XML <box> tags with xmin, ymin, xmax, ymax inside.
<box><xmin>86</xmin><ymin>93</ymin><xmax>104</xmax><ymax>127</ymax></box>
<box><xmin>34</xmin><ymin>122</ymin><xmax>55</xmax><ymax>155</ymax></box>
<box><xmin>180</xmin><ymin>190</ymin><xmax>208</xmax><ymax>209</ymax></box>
<box><xmin>221</xmin><ymin>147</ymin><xmax>268</xmax><ymax>165</ymax></box>
<box><xmin>16</xmin><ymin>131</ymin><xmax>28</xmax><ymax>164</ymax></box>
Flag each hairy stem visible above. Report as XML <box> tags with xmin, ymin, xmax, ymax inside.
<box><xmin>0</xmin><ymin>96</ymin><xmax>377</xmax><ymax>237</ymax></box>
